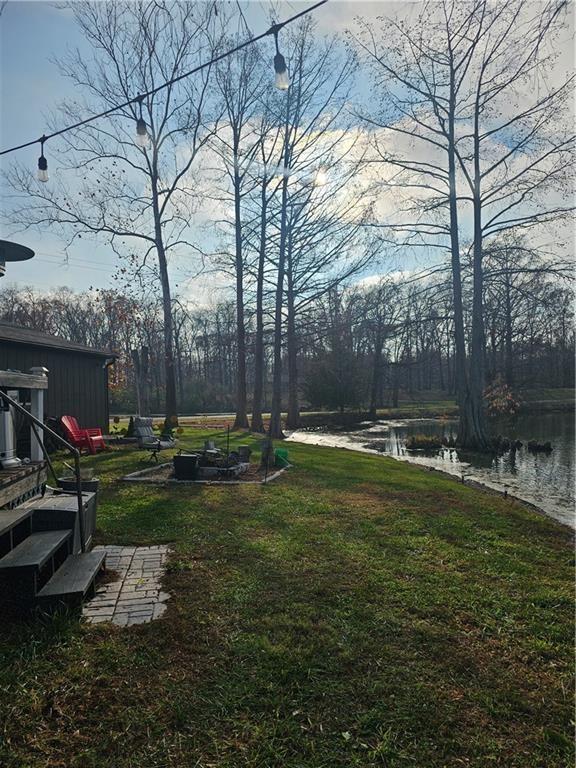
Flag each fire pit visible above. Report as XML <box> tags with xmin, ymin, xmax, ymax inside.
<box><xmin>122</xmin><ymin>441</ymin><xmax>289</xmax><ymax>486</ymax></box>
<box><xmin>173</xmin><ymin>444</ymin><xmax>251</xmax><ymax>481</ymax></box>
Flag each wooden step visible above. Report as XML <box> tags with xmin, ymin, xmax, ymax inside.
<box><xmin>22</xmin><ymin>491</ymin><xmax>95</xmax><ymax>513</ymax></box>
<box><xmin>0</xmin><ymin>462</ymin><xmax>47</xmax><ymax>509</ymax></box>
<box><xmin>0</xmin><ymin>507</ymin><xmax>33</xmax><ymax>537</ymax></box>
<box><xmin>24</xmin><ymin>492</ymin><xmax>97</xmax><ymax>554</ymax></box>
<box><xmin>0</xmin><ymin>506</ymin><xmax>34</xmax><ymax>558</ymax></box>
<box><xmin>37</xmin><ymin>551</ymin><xmax>106</xmax><ymax>606</ymax></box>
<box><xmin>0</xmin><ymin>530</ymin><xmax>72</xmax><ymax>572</ymax></box>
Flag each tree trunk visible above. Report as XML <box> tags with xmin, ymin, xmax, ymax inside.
<box><xmin>391</xmin><ymin>365</ymin><xmax>399</xmax><ymax>408</ymax></box>
<box><xmin>447</xmin><ymin>90</ymin><xmax>469</xmax><ymax>446</ymax></box>
<box><xmin>438</xmin><ymin>347</ymin><xmax>445</xmax><ymax>391</ymax></box>
<box><xmin>369</xmin><ymin>331</ymin><xmax>383</xmax><ymax>419</ymax></box>
<box><xmin>445</xmin><ymin>333</ymin><xmax>452</xmax><ymax>394</ymax></box>
<box><xmin>504</xmin><ymin>272</ymin><xmax>514</xmax><ymax>387</ymax></box>
<box><xmin>152</xmin><ymin>191</ymin><xmax>178</xmax><ymax>430</ymax></box>
<box><xmin>131</xmin><ymin>348</ymin><xmax>142</xmax><ymax>415</ymax></box>
<box><xmin>173</xmin><ymin>326</ymin><xmax>184</xmax><ymax>410</ymax></box>
<box><xmin>141</xmin><ymin>345</ymin><xmax>150</xmax><ymax>416</ymax></box>
<box><xmin>463</xmin><ymin>102</ymin><xmax>490</xmax><ymax>450</ymax></box>
<box><xmin>232</xmin><ymin>156</ymin><xmax>249</xmax><ymax>430</ymax></box>
<box><xmin>251</xmin><ymin>184</ymin><xmax>268</xmax><ymax>433</ymax></box>
<box><xmin>269</xmin><ymin>132</ymin><xmax>291</xmax><ymax>440</ymax></box>
<box><xmin>285</xmin><ymin>262</ymin><xmax>300</xmax><ymax>430</ymax></box>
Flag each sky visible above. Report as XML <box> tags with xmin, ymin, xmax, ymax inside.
<box><xmin>0</xmin><ymin>0</ymin><xmax>573</xmax><ymax>303</ymax></box>
<box><xmin>0</xmin><ymin>1</ymin><xmax>121</xmax><ymax>290</ymax></box>
<box><xmin>0</xmin><ymin>0</ymin><xmax>387</xmax><ymax>300</ymax></box>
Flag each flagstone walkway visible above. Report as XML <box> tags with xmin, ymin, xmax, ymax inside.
<box><xmin>82</xmin><ymin>544</ymin><xmax>171</xmax><ymax>626</ymax></box>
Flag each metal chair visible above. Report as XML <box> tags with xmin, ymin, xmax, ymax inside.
<box><xmin>133</xmin><ymin>417</ymin><xmax>175</xmax><ymax>462</ymax></box>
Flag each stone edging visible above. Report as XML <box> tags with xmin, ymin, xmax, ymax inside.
<box><xmin>122</xmin><ymin>462</ymin><xmax>289</xmax><ymax>485</ymax></box>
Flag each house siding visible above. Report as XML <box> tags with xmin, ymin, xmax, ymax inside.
<box><xmin>0</xmin><ymin>341</ymin><xmax>111</xmax><ymax>432</ymax></box>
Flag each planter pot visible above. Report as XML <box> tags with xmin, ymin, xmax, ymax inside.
<box><xmin>57</xmin><ymin>476</ymin><xmax>100</xmax><ymax>494</ymax></box>
<box><xmin>173</xmin><ymin>454</ymin><xmax>199</xmax><ymax>481</ymax></box>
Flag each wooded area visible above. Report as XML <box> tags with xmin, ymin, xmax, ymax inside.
<box><xmin>1</xmin><ymin>245</ymin><xmax>572</xmax><ymax>419</ymax></box>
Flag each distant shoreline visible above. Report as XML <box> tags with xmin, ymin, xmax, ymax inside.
<box><xmin>109</xmin><ymin>395</ymin><xmax>575</xmax><ymax>425</ymax></box>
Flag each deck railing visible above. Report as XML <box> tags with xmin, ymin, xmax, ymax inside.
<box><xmin>0</xmin><ymin>390</ymin><xmax>86</xmax><ymax>553</ymax></box>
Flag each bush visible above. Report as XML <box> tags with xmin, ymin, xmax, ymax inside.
<box><xmin>405</xmin><ymin>434</ymin><xmax>443</xmax><ymax>451</ymax></box>
<box><xmin>484</xmin><ymin>376</ymin><xmax>521</xmax><ymax>415</ymax></box>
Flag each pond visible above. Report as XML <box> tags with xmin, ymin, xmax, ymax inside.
<box><xmin>287</xmin><ymin>411</ymin><xmax>575</xmax><ymax>529</ymax></box>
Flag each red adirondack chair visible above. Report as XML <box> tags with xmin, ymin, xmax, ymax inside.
<box><xmin>61</xmin><ymin>415</ymin><xmax>106</xmax><ymax>455</ymax></box>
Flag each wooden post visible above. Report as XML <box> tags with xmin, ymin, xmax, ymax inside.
<box><xmin>29</xmin><ymin>367</ymin><xmax>48</xmax><ymax>462</ymax></box>
<box><xmin>0</xmin><ymin>389</ymin><xmax>20</xmax><ymax>468</ymax></box>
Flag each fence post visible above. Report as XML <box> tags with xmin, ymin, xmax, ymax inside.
<box><xmin>29</xmin><ymin>366</ymin><xmax>48</xmax><ymax>462</ymax></box>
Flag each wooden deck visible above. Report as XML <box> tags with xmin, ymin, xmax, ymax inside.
<box><xmin>0</xmin><ymin>462</ymin><xmax>47</xmax><ymax>509</ymax></box>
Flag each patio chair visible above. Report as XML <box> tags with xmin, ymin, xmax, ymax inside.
<box><xmin>61</xmin><ymin>415</ymin><xmax>107</xmax><ymax>455</ymax></box>
<box><xmin>133</xmin><ymin>417</ymin><xmax>176</xmax><ymax>462</ymax></box>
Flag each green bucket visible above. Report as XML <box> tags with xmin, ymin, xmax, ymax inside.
<box><xmin>274</xmin><ymin>447</ymin><xmax>289</xmax><ymax>467</ymax></box>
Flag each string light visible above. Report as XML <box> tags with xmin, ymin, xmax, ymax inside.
<box><xmin>0</xmin><ymin>0</ymin><xmax>329</xmax><ymax>178</ymax></box>
<box><xmin>135</xmin><ymin>97</ymin><xmax>151</xmax><ymax>149</ymax></box>
<box><xmin>273</xmin><ymin>27</ymin><xmax>290</xmax><ymax>91</ymax></box>
<box><xmin>37</xmin><ymin>137</ymin><xmax>48</xmax><ymax>182</ymax></box>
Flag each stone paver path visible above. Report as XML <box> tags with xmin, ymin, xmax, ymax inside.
<box><xmin>82</xmin><ymin>545</ymin><xmax>171</xmax><ymax>626</ymax></box>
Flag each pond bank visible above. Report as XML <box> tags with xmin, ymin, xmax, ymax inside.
<box><xmin>287</xmin><ymin>411</ymin><xmax>575</xmax><ymax>529</ymax></box>
<box><xmin>400</xmin><ymin>460</ymin><xmax>573</xmax><ymax>533</ymax></box>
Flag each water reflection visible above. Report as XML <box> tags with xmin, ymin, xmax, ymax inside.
<box><xmin>287</xmin><ymin>412</ymin><xmax>575</xmax><ymax>529</ymax></box>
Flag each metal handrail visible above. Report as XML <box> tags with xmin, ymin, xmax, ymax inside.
<box><xmin>0</xmin><ymin>389</ymin><xmax>86</xmax><ymax>553</ymax></box>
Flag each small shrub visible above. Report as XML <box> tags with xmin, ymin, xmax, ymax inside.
<box><xmin>405</xmin><ymin>434</ymin><xmax>443</xmax><ymax>451</ymax></box>
<box><xmin>484</xmin><ymin>376</ymin><xmax>521</xmax><ymax>415</ymax></box>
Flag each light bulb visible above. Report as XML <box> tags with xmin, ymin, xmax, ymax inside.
<box><xmin>135</xmin><ymin>117</ymin><xmax>150</xmax><ymax>148</ymax></box>
<box><xmin>37</xmin><ymin>153</ymin><xmax>48</xmax><ymax>183</ymax></box>
<box><xmin>274</xmin><ymin>52</ymin><xmax>290</xmax><ymax>91</ymax></box>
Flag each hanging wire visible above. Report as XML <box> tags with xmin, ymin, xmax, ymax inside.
<box><xmin>0</xmin><ymin>0</ymin><xmax>328</xmax><ymax>158</ymax></box>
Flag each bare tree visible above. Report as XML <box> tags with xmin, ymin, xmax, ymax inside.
<box><xmin>282</xmin><ymin>149</ymin><xmax>376</xmax><ymax>428</ymax></box>
<box><xmin>353</xmin><ymin>2</ymin><xmax>474</xmax><ymax>442</ymax></box>
<box><xmin>267</xmin><ymin>19</ymin><xmax>358</xmax><ymax>438</ymax></box>
<box><xmin>4</xmin><ymin>0</ymin><xmax>220</xmax><ymax>429</ymax></box>
<box><xmin>483</xmin><ymin>235</ymin><xmax>573</xmax><ymax>386</ymax></box>
<box><xmin>246</xmin><ymin>108</ymin><xmax>284</xmax><ymax>433</ymax></box>
<box><xmin>212</xmin><ymin>30</ymin><xmax>266</xmax><ymax>430</ymax></box>
<box><xmin>358</xmin><ymin>279</ymin><xmax>404</xmax><ymax>418</ymax></box>
<box><xmin>353</xmin><ymin>0</ymin><xmax>573</xmax><ymax>449</ymax></box>
<box><xmin>450</xmin><ymin>0</ymin><xmax>574</xmax><ymax>446</ymax></box>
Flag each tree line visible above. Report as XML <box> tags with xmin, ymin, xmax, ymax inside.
<box><xmin>1</xmin><ymin>238</ymin><xmax>572</xmax><ymax>419</ymax></box>
<box><xmin>3</xmin><ymin>0</ymin><xmax>573</xmax><ymax>447</ymax></box>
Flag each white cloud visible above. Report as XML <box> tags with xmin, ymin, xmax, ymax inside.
<box><xmin>177</xmin><ymin>268</ymin><xmax>232</xmax><ymax>310</ymax></box>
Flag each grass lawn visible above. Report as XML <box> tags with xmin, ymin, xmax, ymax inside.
<box><xmin>519</xmin><ymin>388</ymin><xmax>575</xmax><ymax>403</ymax></box>
<box><xmin>0</xmin><ymin>428</ymin><xmax>573</xmax><ymax>767</ymax></box>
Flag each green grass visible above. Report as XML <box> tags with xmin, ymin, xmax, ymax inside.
<box><xmin>0</xmin><ymin>428</ymin><xmax>573</xmax><ymax>767</ymax></box>
<box><xmin>298</xmin><ymin>388</ymin><xmax>574</xmax><ymax>425</ymax></box>
<box><xmin>519</xmin><ymin>388</ymin><xmax>574</xmax><ymax>403</ymax></box>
